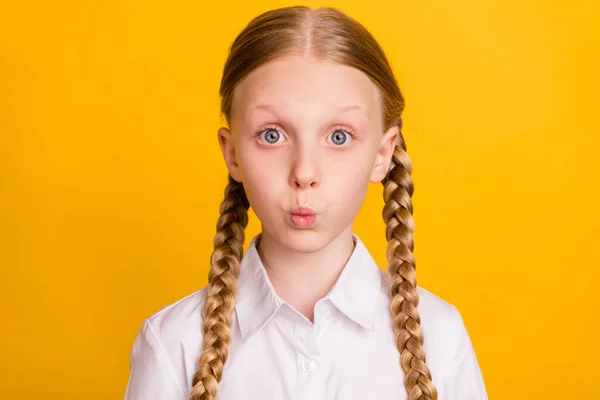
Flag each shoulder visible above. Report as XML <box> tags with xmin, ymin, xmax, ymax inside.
<box><xmin>414</xmin><ymin>286</ymin><xmax>475</xmax><ymax>372</ymax></box>
<box><xmin>416</xmin><ymin>285</ymin><xmax>461</xmax><ymax>326</ymax></box>
<box><xmin>142</xmin><ymin>287</ymin><xmax>208</xmax><ymax>354</ymax></box>
<box><xmin>379</xmin><ymin>272</ymin><xmax>473</xmax><ymax>368</ymax></box>
<box><xmin>378</xmin><ymin>269</ymin><xmax>464</xmax><ymax>330</ymax></box>
<box><xmin>126</xmin><ymin>288</ymin><xmax>209</xmax><ymax>397</ymax></box>
<box><xmin>413</xmin><ymin>285</ymin><xmax>467</xmax><ymax>351</ymax></box>
<box><xmin>415</xmin><ymin>286</ymin><xmax>487</xmax><ymax>396</ymax></box>
<box><xmin>148</xmin><ymin>286</ymin><xmax>208</xmax><ymax>335</ymax></box>
<box><xmin>414</xmin><ymin>285</ymin><xmax>468</xmax><ymax>340</ymax></box>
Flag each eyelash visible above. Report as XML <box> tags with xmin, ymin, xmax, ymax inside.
<box><xmin>255</xmin><ymin>125</ymin><xmax>356</xmax><ymax>144</ymax></box>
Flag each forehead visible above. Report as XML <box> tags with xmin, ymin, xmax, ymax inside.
<box><xmin>232</xmin><ymin>56</ymin><xmax>382</xmax><ymax>127</ymax></box>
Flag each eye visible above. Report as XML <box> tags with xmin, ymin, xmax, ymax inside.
<box><xmin>327</xmin><ymin>127</ymin><xmax>355</xmax><ymax>146</ymax></box>
<box><xmin>257</xmin><ymin>127</ymin><xmax>285</xmax><ymax>144</ymax></box>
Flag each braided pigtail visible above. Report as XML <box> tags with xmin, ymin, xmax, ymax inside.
<box><xmin>382</xmin><ymin>122</ymin><xmax>438</xmax><ymax>400</ymax></box>
<box><xmin>188</xmin><ymin>175</ymin><xmax>250</xmax><ymax>400</ymax></box>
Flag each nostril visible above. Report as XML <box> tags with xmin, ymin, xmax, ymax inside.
<box><xmin>293</xmin><ymin>179</ymin><xmax>318</xmax><ymax>189</ymax></box>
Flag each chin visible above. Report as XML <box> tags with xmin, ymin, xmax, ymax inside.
<box><xmin>278</xmin><ymin>228</ymin><xmax>336</xmax><ymax>254</ymax></box>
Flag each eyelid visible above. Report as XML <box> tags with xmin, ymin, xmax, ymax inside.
<box><xmin>255</xmin><ymin>125</ymin><xmax>286</xmax><ymax>144</ymax></box>
<box><xmin>326</xmin><ymin>125</ymin><xmax>356</xmax><ymax>146</ymax></box>
<box><xmin>255</xmin><ymin>124</ymin><xmax>356</xmax><ymax>145</ymax></box>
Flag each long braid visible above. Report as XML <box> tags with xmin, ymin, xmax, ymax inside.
<box><xmin>382</xmin><ymin>123</ymin><xmax>438</xmax><ymax>400</ymax></box>
<box><xmin>188</xmin><ymin>175</ymin><xmax>249</xmax><ymax>400</ymax></box>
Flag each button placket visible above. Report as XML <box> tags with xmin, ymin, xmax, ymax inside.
<box><xmin>314</xmin><ymin>300</ymin><xmax>332</xmax><ymax>333</ymax></box>
<box><xmin>296</xmin><ymin>322</ymin><xmax>321</xmax><ymax>378</ymax></box>
<box><xmin>301</xmin><ymin>359</ymin><xmax>316</xmax><ymax>373</ymax></box>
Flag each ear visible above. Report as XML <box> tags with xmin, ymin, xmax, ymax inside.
<box><xmin>370</xmin><ymin>124</ymin><xmax>399</xmax><ymax>183</ymax></box>
<box><xmin>217</xmin><ymin>127</ymin><xmax>242</xmax><ymax>182</ymax></box>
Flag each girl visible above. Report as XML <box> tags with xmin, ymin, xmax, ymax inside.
<box><xmin>125</xmin><ymin>6</ymin><xmax>487</xmax><ymax>400</ymax></box>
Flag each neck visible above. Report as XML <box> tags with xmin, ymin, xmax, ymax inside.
<box><xmin>256</xmin><ymin>225</ymin><xmax>356</xmax><ymax>322</ymax></box>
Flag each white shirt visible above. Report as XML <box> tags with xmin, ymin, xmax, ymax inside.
<box><xmin>125</xmin><ymin>234</ymin><xmax>487</xmax><ymax>399</ymax></box>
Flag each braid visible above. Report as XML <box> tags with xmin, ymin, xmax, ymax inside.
<box><xmin>382</xmin><ymin>123</ymin><xmax>438</xmax><ymax>400</ymax></box>
<box><xmin>188</xmin><ymin>175</ymin><xmax>249</xmax><ymax>400</ymax></box>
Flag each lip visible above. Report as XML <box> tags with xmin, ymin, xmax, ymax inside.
<box><xmin>290</xmin><ymin>206</ymin><xmax>316</xmax><ymax>228</ymax></box>
<box><xmin>291</xmin><ymin>206</ymin><xmax>316</xmax><ymax>216</ymax></box>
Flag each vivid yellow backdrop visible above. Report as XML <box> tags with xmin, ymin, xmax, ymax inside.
<box><xmin>1</xmin><ymin>0</ymin><xmax>598</xmax><ymax>398</ymax></box>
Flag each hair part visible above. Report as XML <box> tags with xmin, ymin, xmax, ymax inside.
<box><xmin>190</xmin><ymin>6</ymin><xmax>437</xmax><ymax>400</ymax></box>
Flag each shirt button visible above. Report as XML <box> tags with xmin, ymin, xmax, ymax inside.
<box><xmin>301</xmin><ymin>359</ymin><xmax>315</xmax><ymax>373</ymax></box>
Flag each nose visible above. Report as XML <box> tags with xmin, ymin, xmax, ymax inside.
<box><xmin>290</xmin><ymin>144</ymin><xmax>320</xmax><ymax>190</ymax></box>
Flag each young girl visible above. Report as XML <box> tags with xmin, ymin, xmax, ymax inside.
<box><xmin>125</xmin><ymin>6</ymin><xmax>487</xmax><ymax>400</ymax></box>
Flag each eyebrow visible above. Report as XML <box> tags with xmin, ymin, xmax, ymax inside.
<box><xmin>246</xmin><ymin>103</ymin><xmax>365</xmax><ymax>116</ymax></box>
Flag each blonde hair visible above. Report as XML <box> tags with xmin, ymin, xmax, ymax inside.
<box><xmin>189</xmin><ymin>6</ymin><xmax>437</xmax><ymax>400</ymax></box>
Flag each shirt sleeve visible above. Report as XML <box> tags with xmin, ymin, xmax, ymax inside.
<box><xmin>438</xmin><ymin>306</ymin><xmax>488</xmax><ymax>400</ymax></box>
<box><xmin>124</xmin><ymin>319</ymin><xmax>185</xmax><ymax>400</ymax></box>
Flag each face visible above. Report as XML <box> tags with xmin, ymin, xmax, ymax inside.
<box><xmin>218</xmin><ymin>55</ymin><xmax>398</xmax><ymax>252</ymax></box>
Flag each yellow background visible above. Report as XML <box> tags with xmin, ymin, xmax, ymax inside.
<box><xmin>1</xmin><ymin>0</ymin><xmax>598</xmax><ymax>398</ymax></box>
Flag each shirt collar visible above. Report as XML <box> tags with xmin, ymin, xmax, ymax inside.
<box><xmin>235</xmin><ymin>233</ymin><xmax>383</xmax><ymax>342</ymax></box>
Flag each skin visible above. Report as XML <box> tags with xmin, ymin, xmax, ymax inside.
<box><xmin>218</xmin><ymin>55</ymin><xmax>399</xmax><ymax>323</ymax></box>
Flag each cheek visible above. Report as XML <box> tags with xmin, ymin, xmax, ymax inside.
<box><xmin>323</xmin><ymin>154</ymin><xmax>372</xmax><ymax>208</ymax></box>
<box><xmin>237</xmin><ymin>149</ymin><xmax>286</xmax><ymax>205</ymax></box>
<box><xmin>239</xmin><ymin>146</ymin><xmax>271</xmax><ymax>180</ymax></box>
<box><xmin>329</xmin><ymin>167</ymin><xmax>371</xmax><ymax>205</ymax></box>
<box><xmin>326</xmin><ymin>151</ymin><xmax>373</xmax><ymax>185</ymax></box>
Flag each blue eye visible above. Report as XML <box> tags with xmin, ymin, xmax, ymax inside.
<box><xmin>327</xmin><ymin>128</ymin><xmax>354</xmax><ymax>146</ymax></box>
<box><xmin>258</xmin><ymin>128</ymin><xmax>284</xmax><ymax>144</ymax></box>
<box><xmin>256</xmin><ymin>126</ymin><xmax>355</xmax><ymax>146</ymax></box>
